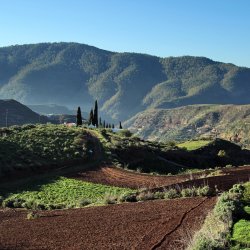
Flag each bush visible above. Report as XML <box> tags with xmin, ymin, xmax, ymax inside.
<box><xmin>181</xmin><ymin>187</ymin><xmax>197</xmax><ymax>197</ymax></box>
<box><xmin>187</xmin><ymin>184</ymin><xmax>246</xmax><ymax>250</ymax></box>
<box><xmin>103</xmin><ymin>194</ymin><xmax>118</xmax><ymax>205</ymax></box>
<box><xmin>164</xmin><ymin>189</ymin><xmax>180</xmax><ymax>199</ymax></box>
<box><xmin>197</xmin><ymin>186</ymin><xmax>214</xmax><ymax>197</ymax></box>
<box><xmin>136</xmin><ymin>191</ymin><xmax>155</xmax><ymax>201</ymax></box>
<box><xmin>154</xmin><ymin>192</ymin><xmax>165</xmax><ymax>199</ymax></box>
<box><xmin>117</xmin><ymin>130</ymin><xmax>133</xmax><ymax>137</ymax></box>
<box><xmin>119</xmin><ymin>193</ymin><xmax>137</xmax><ymax>202</ymax></box>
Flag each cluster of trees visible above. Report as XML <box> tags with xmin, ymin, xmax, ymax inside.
<box><xmin>76</xmin><ymin>100</ymin><xmax>122</xmax><ymax>129</ymax></box>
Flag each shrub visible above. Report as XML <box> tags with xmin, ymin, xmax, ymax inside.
<box><xmin>154</xmin><ymin>192</ymin><xmax>165</xmax><ymax>199</ymax></box>
<box><xmin>103</xmin><ymin>193</ymin><xmax>118</xmax><ymax>205</ymax></box>
<box><xmin>187</xmin><ymin>184</ymin><xmax>246</xmax><ymax>250</ymax></box>
<box><xmin>117</xmin><ymin>130</ymin><xmax>133</xmax><ymax>137</ymax></box>
<box><xmin>197</xmin><ymin>186</ymin><xmax>214</xmax><ymax>197</ymax></box>
<box><xmin>181</xmin><ymin>187</ymin><xmax>197</xmax><ymax>197</ymax></box>
<box><xmin>136</xmin><ymin>191</ymin><xmax>155</xmax><ymax>201</ymax></box>
<box><xmin>119</xmin><ymin>193</ymin><xmax>137</xmax><ymax>202</ymax></box>
<box><xmin>164</xmin><ymin>189</ymin><xmax>180</xmax><ymax>199</ymax></box>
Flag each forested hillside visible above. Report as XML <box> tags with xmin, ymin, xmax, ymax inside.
<box><xmin>0</xmin><ymin>43</ymin><xmax>250</xmax><ymax>121</ymax></box>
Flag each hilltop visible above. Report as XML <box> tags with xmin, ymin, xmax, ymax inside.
<box><xmin>0</xmin><ymin>99</ymin><xmax>48</xmax><ymax>126</ymax></box>
<box><xmin>1</xmin><ymin>124</ymin><xmax>250</xmax><ymax>179</ymax></box>
<box><xmin>0</xmin><ymin>43</ymin><xmax>250</xmax><ymax>121</ymax></box>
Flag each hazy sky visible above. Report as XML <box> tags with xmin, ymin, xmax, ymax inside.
<box><xmin>1</xmin><ymin>0</ymin><xmax>250</xmax><ymax>67</ymax></box>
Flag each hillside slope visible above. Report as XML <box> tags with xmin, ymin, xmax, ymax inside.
<box><xmin>0</xmin><ymin>99</ymin><xmax>48</xmax><ymax>126</ymax></box>
<box><xmin>125</xmin><ymin>104</ymin><xmax>250</xmax><ymax>146</ymax></box>
<box><xmin>0</xmin><ymin>43</ymin><xmax>250</xmax><ymax>121</ymax></box>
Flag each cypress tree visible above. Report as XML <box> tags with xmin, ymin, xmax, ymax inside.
<box><xmin>99</xmin><ymin>117</ymin><xmax>102</xmax><ymax>127</ymax></box>
<box><xmin>88</xmin><ymin>109</ymin><xmax>94</xmax><ymax>126</ymax></box>
<box><xmin>93</xmin><ymin>100</ymin><xmax>98</xmax><ymax>127</ymax></box>
<box><xmin>103</xmin><ymin>120</ymin><xmax>106</xmax><ymax>128</ymax></box>
<box><xmin>119</xmin><ymin>121</ymin><xmax>123</xmax><ymax>129</ymax></box>
<box><xmin>112</xmin><ymin>124</ymin><xmax>114</xmax><ymax>129</ymax></box>
<box><xmin>76</xmin><ymin>107</ymin><xmax>83</xmax><ymax>126</ymax></box>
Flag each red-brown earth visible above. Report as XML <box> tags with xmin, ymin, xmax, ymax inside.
<box><xmin>1</xmin><ymin>166</ymin><xmax>249</xmax><ymax>249</ymax></box>
<box><xmin>0</xmin><ymin>197</ymin><xmax>216</xmax><ymax>250</ymax></box>
<box><xmin>71</xmin><ymin>165</ymin><xmax>250</xmax><ymax>191</ymax></box>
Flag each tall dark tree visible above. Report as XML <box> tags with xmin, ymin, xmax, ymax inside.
<box><xmin>103</xmin><ymin>120</ymin><xmax>106</xmax><ymax>128</ymax></box>
<box><xmin>119</xmin><ymin>121</ymin><xmax>123</xmax><ymax>129</ymax></box>
<box><xmin>112</xmin><ymin>124</ymin><xmax>114</xmax><ymax>129</ymax></box>
<box><xmin>93</xmin><ymin>100</ymin><xmax>98</xmax><ymax>127</ymax></box>
<box><xmin>99</xmin><ymin>117</ymin><xmax>102</xmax><ymax>127</ymax></box>
<box><xmin>88</xmin><ymin>109</ymin><xmax>94</xmax><ymax>125</ymax></box>
<box><xmin>76</xmin><ymin>107</ymin><xmax>83</xmax><ymax>126</ymax></box>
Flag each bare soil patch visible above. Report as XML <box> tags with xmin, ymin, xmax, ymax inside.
<box><xmin>0</xmin><ymin>197</ymin><xmax>216</xmax><ymax>250</ymax></box>
<box><xmin>71</xmin><ymin>166</ymin><xmax>250</xmax><ymax>191</ymax></box>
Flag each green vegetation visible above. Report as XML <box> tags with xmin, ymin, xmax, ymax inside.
<box><xmin>0</xmin><ymin>124</ymin><xmax>94</xmax><ymax>176</ymax></box>
<box><xmin>1</xmin><ymin>177</ymin><xmax>133</xmax><ymax>209</ymax></box>
<box><xmin>231</xmin><ymin>220</ymin><xmax>250</xmax><ymax>247</ymax></box>
<box><xmin>135</xmin><ymin>185</ymin><xmax>214</xmax><ymax>202</ymax></box>
<box><xmin>0</xmin><ymin>43</ymin><xmax>250</xmax><ymax>123</ymax></box>
<box><xmin>230</xmin><ymin>183</ymin><xmax>250</xmax><ymax>248</ymax></box>
<box><xmin>76</xmin><ymin>106</ymin><xmax>82</xmax><ymax>126</ymax></box>
<box><xmin>125</xmin><ymin>104</ymin><xmax>250</xmax><ymax>147</ymax></box>
<box><xmin>188</xmin><ymin>183</ymin><xmax>250</xmax><ymax>250</ymax></box>
<box><xmin>177</xmin><ymin>140</ymin><xmax>211</xmax><ymax>151</ymax></box>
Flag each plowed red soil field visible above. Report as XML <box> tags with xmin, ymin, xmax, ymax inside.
<box><xmin>0</xmin><ymin>197</ymin><xmax>216</xmax><ymax>250</ymax></box>
<box><xmin>71</xmin><ymin>165</ymin><xmax>250</xmax><ymax>191</ymax></box>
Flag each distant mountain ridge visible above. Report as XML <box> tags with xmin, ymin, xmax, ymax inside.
<box><xmin>125</xmin><ymin>104</ymin><xmax>250</xmax><ymax>146</ymax></box>
<box><xmin>0</xmin><ymin>42</ymin><xmax>250</xmax><ymax>121</ymax></box>
<box><xmin>0</xmin><ymin>99</ymin><xmax>48</xmax><ymax>126</ymax></box>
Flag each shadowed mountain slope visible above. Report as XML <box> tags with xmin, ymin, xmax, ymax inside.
<box><xmin>0</xmin><ymin>43</ymin><xmax>250</xmax><ymax>121</ymax></box>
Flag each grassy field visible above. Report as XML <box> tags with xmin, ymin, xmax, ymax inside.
<box><xmin>0</xmin><ymin>177</ymin><xmax>133</xmax><ymax>209</ymax></box>
<box><xmin>1</xmin><ymin>177</ymin><xmax>133</xmax><ymax>209</ymax></box>
<box><xmin>177</xmin><ymin>140</ymin><xmax>211</xmax><ymax>151</ymax></box>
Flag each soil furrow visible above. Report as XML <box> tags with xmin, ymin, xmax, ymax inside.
<box><xmin>150</xmin><ymin>198</ymin><xmax>208</xmax><ymax>250</ymax></box>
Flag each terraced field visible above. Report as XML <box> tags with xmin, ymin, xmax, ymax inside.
<box><xmin>0</xmin><ymin>197</ymin><xmax>216</xmax><ymax>250</ymax></box>
<box><xmin>71</xmin><ymin>165</ymin><xmax>250</xmax><ymax>191</ymax></box>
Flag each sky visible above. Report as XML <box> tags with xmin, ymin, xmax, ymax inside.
<box><xmin>0</xmin><ymin>0</ymin><xmax>250</xmax><ymax>67</ymax></box>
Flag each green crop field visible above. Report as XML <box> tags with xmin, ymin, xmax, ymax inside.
<box><xmin>2</xmin><ymin>177</ymin><xmax>134</xmax><ymax>209</ymax></box>
<box><xmin>177</xmin><ymin>140</ymin><xmax>211</xmax><ymax>151</ymax></box>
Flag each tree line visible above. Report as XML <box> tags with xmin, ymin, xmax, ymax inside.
<box><xmin>76</xmin><ymin>100</ymin><xmax>122</xmax><ymax>129</ymax></box>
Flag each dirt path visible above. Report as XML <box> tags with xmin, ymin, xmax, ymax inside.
<box><xmin>0</xmin><ymin>197</ymin><xmax>216</xmax><ymax>250</ymax></box>
<box><xmin>71</xmin><ymin>165</ymin><xmax>250</xmax><ymax>191</ymax></box>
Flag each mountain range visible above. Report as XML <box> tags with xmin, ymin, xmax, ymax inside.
<box><xmin>0</xmin><ymin>42</ymin><xmax>250</xmax><ymax>122</ymax></box>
